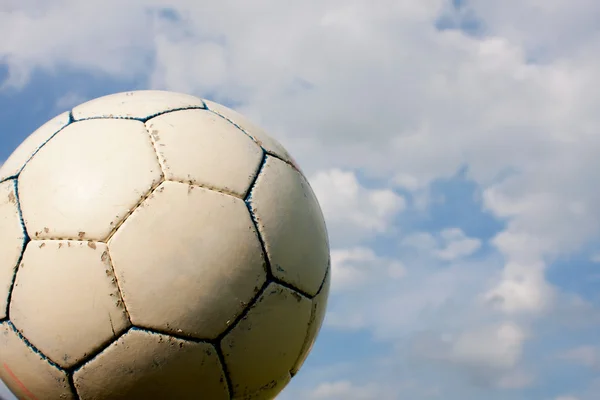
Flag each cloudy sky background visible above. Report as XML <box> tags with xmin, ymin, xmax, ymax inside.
<box><xmin>2</xmin><ymin>0</ymin><xmax>600</xmax><ymax>399</ymax></box>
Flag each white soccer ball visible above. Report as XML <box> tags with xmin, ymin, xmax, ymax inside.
<box><xmin>0</xmin><ymin>91</ymin><xmax>330</xmax><ymax>400</ymax></box>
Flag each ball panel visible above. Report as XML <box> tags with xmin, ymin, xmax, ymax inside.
<box><xmin>72</xmin><ymin>90</ymin><xmax>206</xmax><ymax>121</ymax></box>
<box><xmin>145</xmin><ymin>109</ymin><xmax>263</xmax><ymax>198</ymax></box>
<box><xmin>9</xmin><ymin>241</ymin><xmax>130</xmax><ymax>369</ymax></box>
<box><xmin>204</xmin><ymin>100</ymin><xmax>293</xmax><ymax>163</ymax></box>
<box><xmin>0</xmin><ymin>181</ymin><xmax>25</xmax><ymax>320</ymax></box>
<box><xmin>249</xmin><ymin>156</ymin><xmax>329</xmax><ymax>296</ymax></box>
<box><xmin>237</xmin><ymin>372</ymin><xmax>291</xmax><ymax>400</ymax></box>
<box><xmin>291</xmin><ymin>267</ymin><xmax>331</xmax><ymax>375</ymax></box>
<box><xmin>221</xmin><ymin>282</ymin><xmax>312</xmax><ymax>399</ymax></box>
<box><xmin>109</xmin><ymin>181</ymin><xmax>267</xmax><ymax>340</ymax></box>
<box><xmin>73</xmin><ymin>328</ymin><xmax>229</xmax><ymax>400</ymax></box>
<box><xmin>18</xmin><ymin>119</ymin><xmax>163</xmax><ymax>241</ymax></box>
<box><xmin>0</xmin><ymin>111</ymin><xmax>70</xmax><ymax>182</ymax></box>
<box><xmin>0</xmin><ymin>322</ymin><xmax>74</xmax><ymax>400</ymax></box>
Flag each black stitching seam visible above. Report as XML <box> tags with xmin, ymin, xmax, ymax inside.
<box><xmin>290</xmin><ymin>262</ymin><xmax>331</xmax><ymax>379</ymax></box>
<box><xmin>2</xmin><ymin>110</ymin><xmax>74</xmax><ymax>317</ymax></box>
<box><xmin>3</xmin><ymin>179</ymin><xmax>31</xmax><ymax>321</ymax></box>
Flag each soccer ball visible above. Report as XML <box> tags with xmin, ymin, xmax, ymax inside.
<box><xmin>0</xmin><ymin>91</ymin><xmax>330</xmax><ymax>400</ymax></box>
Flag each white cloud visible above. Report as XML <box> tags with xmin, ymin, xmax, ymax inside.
<box><xmin>401</xmin><ymin>228</ymin><xmax>482</xmax><ymax>261</ymax></box>
<box><xmin>483</xmin><ymin>260</ymin><xmax>555</xmax><ymax>315</ymax></box>
<box><xmin>411</xmin><ymin>322</ymin><xmax>533</xmax><ymax>390</ymax></box>
<box><xmin>414</xmin><ymin>322</ymin><xmax>528</xmax><ymax>370</ymax></box>
<box><xmin>0</xmin><ymin>0</ymin><xmax>157</xmax><ymax>88</ymax></box>
<box><xmin>309</xmin><ymin>381</ymin><xmax>389</xmax><ymax>400</ymax></box>
<box><xmin>330</xmin><ymin>247</ymin><xmax>405</xmax><ymax>292</ymax></box>
<box><xmin>461</xmin><ymin>0</ymin><xmax>600</xmax><ymax>60</ymax></box>
<box><xmin>495</xmin><ymin>370</ymin><xmax>534</xmax><ymax>389</ymax></box>
<box><xmin>325</xmin><ymin>250</ymin><xmax>504</xmax><ymax>341</ymax></box>
<box><xmin>310</xmin><ymin>169</ymin><xmax>405</xmax><ymax>245</ymax></box>
<box><xmin>448</xmin><ymin>322</ymin><xmax>528</xmax><ymax>369</ymax></box>
<box><xmin>436</xmin><ymin>228</ymin><xmax>482</xmax><ymax>261</ymax></box>
<box><xmin>557</xmin><ymin>346</ymin><xmax>600</xmax><ymax>368</ymax></box>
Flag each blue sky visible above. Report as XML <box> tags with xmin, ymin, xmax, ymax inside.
<box><xmin>3</xmin><ymin>1</ymin><xmax>600</xmax><ymax>399</ymax></box>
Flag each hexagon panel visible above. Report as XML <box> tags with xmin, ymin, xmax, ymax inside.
<box><xmin>249</xmin><ymin>156</ymin><xmax>329</xmax><ymax>296</ymax></box>
<box><xmin>291</xmin><ymin>267</ymin><xmax>331</xmax><ymax>375</ymax></box>
<box><xmin>244</xmin><ymin>375</ymin><xmax>291</xmax><ymax>400</ymax></box>
<box><xmin>9</xmin><ymin>241</ymin><xmax>130</xmax><ymax>369</ymax></box>
<box><xmin>109</xmin><ymin>181</ymin><xmax>266</xmax><ymax>340</ymax></box>
<box><xmin>73</xmin><ymin>328</ymin><xmax>229</xmax><ymax>400</ymax></box>
<box><xmin>0</xmin><ymin>180</ymin><xmax>25</xmax><ymax>319</ymax></box>
<box><xmin>18</xmin><ymin>118</ymin><xmax>162</xmax><ymax>241</ymax></box>
<box><xmin>0</xmin><ymin>111</ymin><xmax>70</xmax><ymax>181</ymax></box>
<box><xmin>72</xmin><ymin>90</ymin><xmax>206</xmax><ymax>121</ymax></box>
<box><xmin>0</xmin><ymin>322</ymin><xmax>74</xmax><ymax>400</ymax></box>
<box><xmin>221</xmin><ymin>282</ymin><xmax>312</xmax><ymax>399</ymax></box>
<box><xmin>204</xmin><ymin>100</ymin><xmax>294</xmax><ymax>164</ymax></box>
<box><xmin>145</xmin><ymin>109</ymin><xmax>264</xmax><ymax>198</ymax></box>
